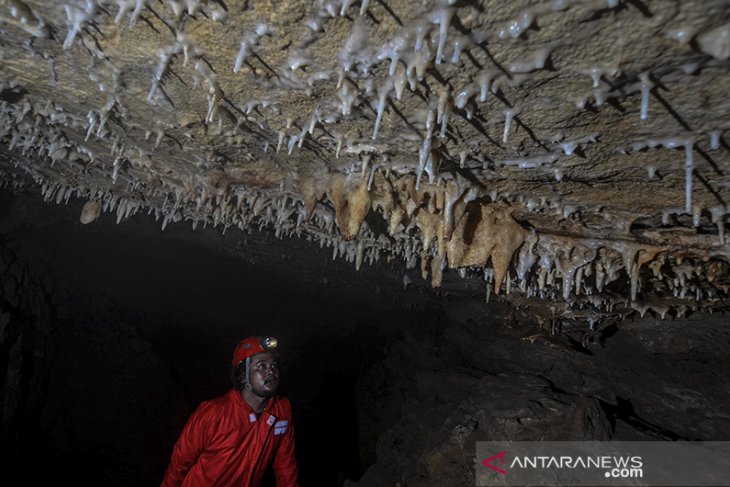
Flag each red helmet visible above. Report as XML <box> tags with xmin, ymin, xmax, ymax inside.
<box><xmin>232</xmin><ymin>336</ymin><xmax>278</xmax><ymax>367</ymax></box>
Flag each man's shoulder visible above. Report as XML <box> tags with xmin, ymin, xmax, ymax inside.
<box><xmin>196</xmin><ymin>389</ymin><xmax>240</xmax><ymax>415</ymax></box>
<box><xmin>272</xmin><ymin>395</ymin><xmax>293</xmax><ymax>416</ymax></box>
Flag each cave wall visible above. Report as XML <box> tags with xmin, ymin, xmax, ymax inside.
<box><xmin>0</xmin><ymin>221</ymin><xmax>54</xmax><ymax>475</ymax></box>
<box><xmin>352</xmin><ymin>298</ymin><xmax>730</xmax><ymax>485</ymax></box>
<box><xmin>1</xmin><ymin>189</ymin><xmax>729</xmax><ymax>487</ymax></box>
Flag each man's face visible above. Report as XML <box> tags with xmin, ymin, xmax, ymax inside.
<box><xmin>248</xmin><ymin>352</ymin><xmax>280</xmax><ymax>397</ymax></box>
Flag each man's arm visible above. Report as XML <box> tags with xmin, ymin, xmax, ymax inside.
<box><xmin>273</xmin><ymin>402</ymin><xmax>299</xmax><ymax>487</ymax></box>
<box><xmin>161</xmin><ymin>404</ymin><xmax>211</xmax><ymax>487</ymax></box>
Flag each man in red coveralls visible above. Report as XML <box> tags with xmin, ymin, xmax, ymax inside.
<box><xmin>162</xmin><ymin>336</ymin><xmax>299</xmax><ymax>487</ymax></box>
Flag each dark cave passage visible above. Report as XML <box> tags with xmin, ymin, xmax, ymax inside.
<box><xmin>1</xmin><ymin>191</ymin><xmax>729</xmax><ymax>487</ymax></box>
<box><xmin>0</xmin><ymin>190</ymin><xmax>432</xmax><ymax>486</ymax></box>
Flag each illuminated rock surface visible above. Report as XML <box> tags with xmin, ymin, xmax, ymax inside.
<box><xmin>1</xmin><ymin>0</ymin><xmax>729</xmax><ymax>313</ymax></box>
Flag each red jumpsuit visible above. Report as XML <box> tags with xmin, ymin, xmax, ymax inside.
<box><xmin>162</xmin><ymin>389</ymin><xmax>299</xmax><ymax>487</ymax></box>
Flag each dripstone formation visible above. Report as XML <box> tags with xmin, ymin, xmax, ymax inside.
<box><xmin>1</xmin><ymin>0</ymin><xmax>729</xmax><ymax>316</ymax></box>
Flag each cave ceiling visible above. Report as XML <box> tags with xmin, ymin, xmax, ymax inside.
<box><xmin>1</xmin><ymin>0</ymin><xmax>729</xmax><ymax>318</ymax></box>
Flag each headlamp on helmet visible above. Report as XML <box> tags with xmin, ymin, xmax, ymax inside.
<box><xmin>232</xmin><ymin>335</ymin><xmax>279</xmax><ymax>367</ymax></box>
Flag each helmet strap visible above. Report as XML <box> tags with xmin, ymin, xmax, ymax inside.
<box><xmin>243</xmin><ymin>357</ymin><xmax>252</xmax><ymax>390</ymax></box>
